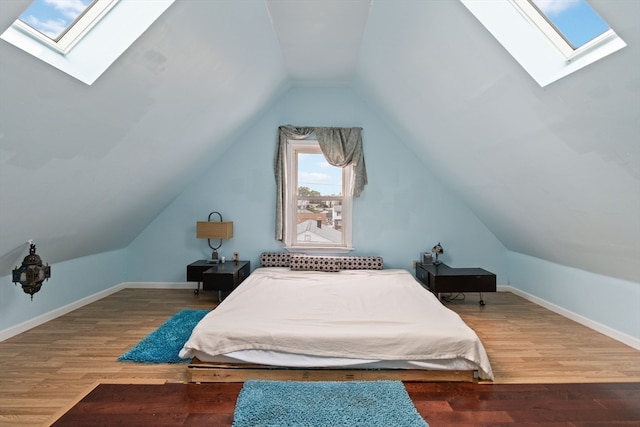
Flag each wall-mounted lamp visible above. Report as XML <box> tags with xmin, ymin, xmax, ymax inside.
<box><xmin>12</xmin><ymin>243</ymin><xmax>51</xmax><ymax>300</ymax></box>
<box><xmin>196</xmin><ymin>211</ymin><xmax>233</xmax><ymax>263</ymax></box>
<box><xmin>432</xmin><ymin>242</ymin><xmax>444</xmax><ymax>265</ymax></box>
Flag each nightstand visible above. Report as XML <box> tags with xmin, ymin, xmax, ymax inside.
<box><xmin>415</xmin><ymin>262</ymin><xmax>496</xmax><ymax>305</ymax></box>
<box><xmin>186</xmin><ymin>260</ymin><xmax>250</xmax><ymax>300</ymax></box>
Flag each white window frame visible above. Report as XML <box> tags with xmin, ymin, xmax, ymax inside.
<box><xmin>1</xmin><ymin>0</ymin><xmax>174</xmax><ymax>85</ymax></box>
<box><xmin>284</xmin><ymin>139</ymin><xmax>354</xmax><ymax>253</ymax></box>
<box><xmin>460</xmin><ymin>0</ymin><xmax>626</xmax><ymax>87</ymax></box>
<box><xmin>14</xmin><ymin>0</ymin><xmax>119</xmax><ymax>55</ymax></box>
<box><xmin>511</xmin><ymin>0</ymin><xmax>618</xmax><ymax>61</ymax></box>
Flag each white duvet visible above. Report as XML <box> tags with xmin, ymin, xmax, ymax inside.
<box><xmin>180</xmin><ymin>267</ymin><xmax>493</xmax><ymax>380</ymax></box>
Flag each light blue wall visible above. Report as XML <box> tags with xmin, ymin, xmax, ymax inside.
<box><xmin>0</xmin><ymin>248</ymin><xmax>126</xmax><ymax>332</ymax></box>
<box><xmin>508</xmin><ymin>251</ymin><xmax>640</xmax><ymax>340</ymax></box>
<box><xmin>126</xmin><ymin>86</ymin><xmax>509</xmax><ymax>282</ymax></box>
<box><xmin>2</xmin><ymin>86</ymin><xmax>637</xmax><ymax>347</ymax></box>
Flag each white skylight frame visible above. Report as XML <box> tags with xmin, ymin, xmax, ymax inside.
<box><xmin>460</xmin><ymin>0</ymin><xmax>626</xmax><ymax>87</ymax></box>
<box><xmin>14</xmin><ymin>0</ymin><xmax>119</xmax><ymax>55</ymax></box>
<box><xmin>1</xmin><ymin>0</ymin><xmax>175</xmax><ymax>85</ymax></box>
<box><xmin>511</xmin><ymin>0</ymin><xmax>617</xmax><ymax>61</ymax></box>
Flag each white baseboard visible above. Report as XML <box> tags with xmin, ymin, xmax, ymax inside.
<box><xmin>0</xmin><ymin>283</ymin><xmax>126</xmax><ymax>342</ymax></box>
<box><xmin>498</xmin><ymin>285</ymin><xmax>640</xmax><ymax>351</ymax></box>
<box><xmin>0</xmin><ymin>282</ymin><xmax>193</xmax><ymax>342</ymax></box>
<box><xmin>122</xmin><ymin>282</ymin><xmax>195</xmax><ymax>290</ymax></box>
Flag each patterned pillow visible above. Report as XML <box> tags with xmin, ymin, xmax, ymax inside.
<box><xmin>260</xmin><ymin>252</ymin><xmax>291</xmax><ymax>267</ymax></box>
<box><xmin>340</xmin><ymin>256</ymin><xmax>384</xmax><ymax>270</ymax></box>
<box><xmin>290</xmin><ymin>254</ymin><xmax>342</xmax><ymax>272</ymax></box>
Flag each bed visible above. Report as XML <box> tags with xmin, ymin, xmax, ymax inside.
<box><xmin>179</xmin><ymin>254</ymin><xmax>494</xmax><ymax>383</ymax></box>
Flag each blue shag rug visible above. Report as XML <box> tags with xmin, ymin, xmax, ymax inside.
<box><xmin>118</xmin><ymin>309</ymin><xmax>208</xmax><ymax>363</ymax></box>
<box><xmin>232</xmin><ymin>380</ymin><xmax>429</xmax><ymax>427</ymax></box>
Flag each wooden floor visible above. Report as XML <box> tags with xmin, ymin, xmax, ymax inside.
<box><xmin>46</xmin><ymin>381</ymin><xmax>640</xmax><ymax>427</ymax></box>
<box><xmin>0</xmin><ymin>289</ymin><xmax>639</xmax><ymax>427</ymax></box>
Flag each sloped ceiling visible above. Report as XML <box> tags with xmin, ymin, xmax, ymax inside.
<box><xmin>0</xmin><ymin>0</ymin><xmax>638</xmax><ymax>282</ymax></box>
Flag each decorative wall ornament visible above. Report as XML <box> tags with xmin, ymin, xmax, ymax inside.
<box><xmin>12</xmin><ymin>243</ymin><xmax>51</xmax><ymax>300</ymax></box>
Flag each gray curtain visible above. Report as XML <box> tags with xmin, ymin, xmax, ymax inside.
<box><xmin>274</xmin><ymin>125</ymin><xmax>367</xmax><ymax>242</ymax></box>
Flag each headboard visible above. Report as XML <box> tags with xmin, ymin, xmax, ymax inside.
<box><xmin>260</xmin><ymin>252</ymin><xmax>383</xmax><ymax>271</ymax></box>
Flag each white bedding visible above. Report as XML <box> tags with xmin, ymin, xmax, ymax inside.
<box><xmin>179</xmin><ymin>267</ymin><xmax>493</xmax><ymax>380</ymax></box>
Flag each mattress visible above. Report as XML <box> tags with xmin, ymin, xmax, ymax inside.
<box><xmin>180</xmin><ymin>267</ymin><xmax>493</xmax><ymax>380</ymax></box>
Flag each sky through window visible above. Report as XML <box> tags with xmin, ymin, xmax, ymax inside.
<box><xmin>19</xmin><ymin>0</ymin><xmax>94</xmax><ymax>41</ymax></box>
<box><xmin>530</xmin><ymin>0</ymin><xmax>610</xmax><ymax>49</ymax></box>
<box><xmin>298</xmin><ymin>153</ymin><xmax>342</xmax><ymax>196</ymax></box>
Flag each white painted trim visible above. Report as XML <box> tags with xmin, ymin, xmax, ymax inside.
<box><xmin>284</xmin><ymin>246</ymin><xmax>355</xmax><ymax>254</ymax></box>
<box><xmin>498</xmin><ymin>285</ymin><xmax>640</xmax><ymax>351</ymax></box>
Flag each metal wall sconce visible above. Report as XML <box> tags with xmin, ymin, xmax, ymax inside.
<box><xmin>196</xmin><ymin>211</ymin><xmax>233</xmax><ymax>263</ymax></box>
<box><xmin>12</xmin><ymin>243</ymin><xmax>51</xmax><ymax>300</ymax></box>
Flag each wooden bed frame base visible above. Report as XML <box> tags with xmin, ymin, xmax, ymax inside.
<box><xmin>186</xmin><ymin>359</ymin><xmax>478</xmax><ymax>383</ymax></box>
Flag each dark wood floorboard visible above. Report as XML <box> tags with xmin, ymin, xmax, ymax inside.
<box><xmin>49</xmin><ymin>382</ymin><xmax>640</xmax><ymax>427</ymax></box>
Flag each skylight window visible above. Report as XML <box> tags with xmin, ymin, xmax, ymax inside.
<box><xmin>529</xmin><ymin>0</ymin><xmax>610</xmax><ymax>49</ymax></box>
<box><xmin>19</xmin><ymin>0</ymin><xmax>90</xmax><ymax>40</ymax></box>
<box><xmin>1</xmin><ymin>0</ymin><xmax>174</xmax><ymax>85</ymax></box>
<box><xmin>460</xmin><ymin>0</ymin><xmax>626</xmax><ymax>87</ymax></box>
<box><xmin>15</xmin><ymin>0</ymin><xmax>117</xmax><ymax>54</ymax></box>
<box><xmin>513</xmin><ymin>0</ymin><xmax>616</xmax><ymax>60</ymax></box>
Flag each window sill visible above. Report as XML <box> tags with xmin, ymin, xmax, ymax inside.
<box><xmin>284</xmin><ymin>246</ymin><xmax>355</xmax><ymax>255</ymax></box>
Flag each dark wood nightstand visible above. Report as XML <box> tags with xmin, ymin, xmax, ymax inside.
<box><xmin>186</xmin><ymin>260</ymin><xmax>250</xmax><ymax>300</ymax></box>
<box><xmin>415</xmin><ymin>262</ymin><xmax>496</xmax><ymax>305</ymax></box>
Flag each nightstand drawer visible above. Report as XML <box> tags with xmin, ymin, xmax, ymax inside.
<box><xmin>202</xmin><ymin>261</ymin><xmax>250</xmax><ymax>291</ymax></box>
<box><xmin>415</xmin><ymin>264</ymin><xmax>431</xmax><ymax>286</ymax></box>
<box><xmin>186</xmin><ymin>261</ymin><xmax>213</xmax><ymax>282</ymax></box>
<box><xmin>432</xmin><ymin>273</ymin><xmax>495</xmax><ymax>293</ymax></box>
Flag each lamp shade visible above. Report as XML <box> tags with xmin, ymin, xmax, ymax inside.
<box><xmin>432</xmin><ymin>242</ymin><xmax>444</xmax><ymax>255</ymax></box>
<box><xmin>196</xmin><ymin>221</ymin><xmax>233</xmax><ymax>239</ymax></box>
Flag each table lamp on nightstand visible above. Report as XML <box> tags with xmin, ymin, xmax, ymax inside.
<box><xmin>196</xmin><ymin>211</ymin><xmax>233</xmax><ymax>263</ymax></box>
<box><xmin>432</xmin><ymin>242</ymin><xmax>444</xmax><ymax>265</ymax></box>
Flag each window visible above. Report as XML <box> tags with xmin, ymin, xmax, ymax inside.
<box><xmin>1</xmin><ymin>0</ymin><xmax>174</xmax><ymax>85</ymax></box>
<box><xmin>14</xmin><ymin>0</ymin><xmax>118</xmax><ymax>55</ymax></box>
<box><xmin>460</xmin><ymin>0</ymin><xmax>626</xmax><ymax>87</ymax></box>
<box><xmin>285</xmin><ymin>140</ymin><xmax>353</xmax><ymax>252</ymax></box>
<box><xmin>513</xmin><ymin>0</ymin><xmax>615</xmax><ymax>60</ymax></box>
<box><xmin>275</xmin><ymin>125</ymin><xmax>365</xmax><ymax>252</ymax></box>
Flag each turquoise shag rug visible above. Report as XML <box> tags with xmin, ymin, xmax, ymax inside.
<box><xmin>118</xmin><ymin>309</ymin><xmax>208</xmax><ymax>363</ymax></box>
<box><xmin>232</xmin><ymin>380</ymin><xmax>428</xmax><ymax>427</ymax></box>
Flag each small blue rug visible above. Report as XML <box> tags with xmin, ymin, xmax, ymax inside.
<box><xmin>232</xmin><ymin>380</ymin><xmax>428</xmax><ymax>427</ymax></box>
<box><xmin>118</xmin><ymin>309</ymin><xmax>208</xmax><ymax>363</ymax></box>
